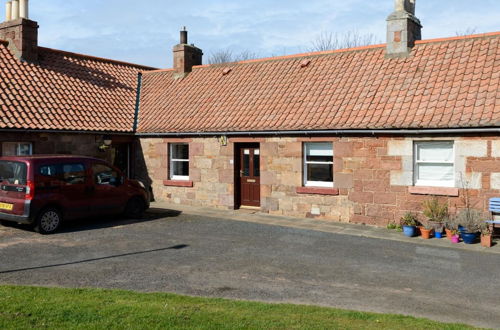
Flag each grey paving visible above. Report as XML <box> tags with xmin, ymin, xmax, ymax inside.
<box><xmin>0</xmin><ymin>206</ymin><xmax>499</xmax><ymax>328</ymax></box>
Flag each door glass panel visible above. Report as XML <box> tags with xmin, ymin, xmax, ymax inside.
<box><xmin>244</xmin><ymin>149</ymin><xmax>250</xmax><ymax>155</ymax></box>
<box><xmin>243</xmin><ymin>153</ymin><xmax>250</xmax><ymax>177</ymax></box>
<box><xmin>254</xmin><ymin>152</ymin><xmax>260</xmax><ymax>177</ymax></box>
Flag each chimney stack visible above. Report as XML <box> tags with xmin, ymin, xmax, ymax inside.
<box><xmin>0</xmin><ymin>0</ymin><xmax>38</xmax><ymax>62</ymax></box>
<box><xmin>173</xmin><ymin>27</ymin><xmax>203</xmax><ymax>79</ymax></box>
<box><xmin>386</xmin><ymin>0</ymin><xmax>422</xmax><ymax>58</ymax></box>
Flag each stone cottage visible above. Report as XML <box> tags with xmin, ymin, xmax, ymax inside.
<box><xmin>134</xmin><ymin>0</ymin><xmax>500</xmax><ymax>226</ymax></box>
<box><xmin>0</xmin><ymin>0</ymin><xmax>154</xmax><ymax>177</ymax></box>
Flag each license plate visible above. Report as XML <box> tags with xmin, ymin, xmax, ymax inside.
<box><xmin>0</xmin><ymin>202</ymin><xmax>13</xmax><ymax>211</ymax></box>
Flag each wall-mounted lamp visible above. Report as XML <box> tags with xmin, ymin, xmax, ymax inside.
<box><xmin>98</xmin><ymin>135</ymin><xmax>113</xmax><ymax>151</ymax></box>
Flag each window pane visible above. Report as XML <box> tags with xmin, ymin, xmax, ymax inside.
<box><xmin>254</xmin><ymin>152</ymin><xmax>260</xmax><ymax>177</ymax></box>
<box><xmin>171</xmin><ymin>144</ymin><xmax>189</xmax><ymax>160</ymax></box>
<box><xmin>40</xmin><ymin>165</ymin><xmax>58</xmax><ymax>177</ymax></box>
<box><xmin>306</xmin><ymin>143</ymin><xmax>333</xmax><ymax>157</ymax></box>
<box><xmin>62</xmin><ymin>163</ymin><xmax>86</xmax><ymax>185</ymax></box>
<box><xmin>172</xmin><ymin>161</ymin><xmax>189</xmax><ymax>177</ymax></box>
<box><xmin>417</xmin><ymin>142</ymin><xmax>453</xmax><ymax>162</ymax></box>
<box><xmin>418</xmin><ymin>164</ymin><xmax>454</xmax><ymax>182</ymax></box>
<box><xmin>0</xmin><ymin>161</ymin><xmax>27</xmax><ymax>185</ymax></box>
<box><xmin>307</xmin><ymin>163</ymin><xmax>333</xmax><ymax>182</ymax></box>
<box><xmin>18</xmin><ymin>143</ymin><xmax>32</xmax><ymax>156</ymax></box>
<box><xmin>242</xmin><ymin>154</ymin><xmax>250</xmax><ymax>177</ymax></box>
<box><xmin>93</xmin><ymin>164</ymin><xmax>119</xmax><ymax>185</ymax></box>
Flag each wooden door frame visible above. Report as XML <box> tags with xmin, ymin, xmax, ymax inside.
<box><xmin>234</xmin><ymin>143</ymin><xmax>260</xmax><ymax>209</ymax></box>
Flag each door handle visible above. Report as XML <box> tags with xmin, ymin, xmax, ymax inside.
<box><xmin>85</xmin><ymin>186</ymin><xmax>95</xmax><ymax>193</ymax></box>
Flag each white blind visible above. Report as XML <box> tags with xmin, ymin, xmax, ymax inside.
<box><xmin>306</xmin><ymin>143</ymin><xmax>333</xmax><ymax>157</ymax></box>
<box><xmin>417</xmin><ymin>142</ymin><xmax>453</xmax><ymax>162</ymax></box>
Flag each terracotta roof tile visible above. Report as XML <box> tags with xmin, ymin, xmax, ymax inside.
<box><xmin>0</xmin><ymin>44</ymin><xmax>154</xmax><ymax>132</ymax></box>
<box><xmin>138</xmin><ymin>32</ymin><xmax>500</xmax><ymax>133</ymax></box>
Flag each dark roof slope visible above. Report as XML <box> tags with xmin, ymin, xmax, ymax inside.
<box><xmin>0</xmin><ymin>43</ymin><xmax>154</xmax><ymax>132</ymax></box>
<box><xmin>138</xmin><ymin>32</ymin><xmax>500</xmax><ymax>133</ymax></box>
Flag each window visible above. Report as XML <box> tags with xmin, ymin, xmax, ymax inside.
<box><xmin>62</xmin><ymin>163</ymin><xmax>86</xmax><ymax>185</ymax></box>
<box><xmin>414</xmin><ymin>141</ymin><xmax>454</xmax><ymax>187</ymax></box>
<box><xmin>2</xmin><ymin>142</ymin><xmax>32</xmax><ymax>156</ymax></box>
<box><xmin>92</xmin><ymin>164</ymin><xmax>120</xmax><ymax>186</ymax></box>
<box><xmin>39</xmin><ymin>165</ymin><xmax>59</xmax><ymax>178</ymax></box>
<box><xmin>0</xmin><ymin>161</ymin><xmax>27</xmax><ymax>185</ymax></box>
<box><xmin>304</xmin><ymin>142</ymin><xmax>334</xmax><ymax>187</ymax></box>
<box><xmin>169</xmin><ymin>143</ymin><xmax>189</xmax><ymax>180</ymax></box>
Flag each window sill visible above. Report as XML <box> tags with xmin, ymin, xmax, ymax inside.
<box><xmin>163</xmin><ymin>180</ymin><xmax>193</xmax><ymax>187</ymax></box>
<box><xmin>408</xmin><ymin>186</ymin><xmax>459</xmax><ymax>197</ymax></box>
<box><xmin>296</xmin><ymin>187</ymin><xmax>339</xmax><ymax>196</ymax></box>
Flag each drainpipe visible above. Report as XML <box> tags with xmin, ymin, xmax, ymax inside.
<box><xmin>132</xmin><ymin>72</ymin><xmax>143</xmax><ymax>132</ymax></box>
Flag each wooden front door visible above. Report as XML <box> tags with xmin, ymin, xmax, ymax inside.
<box><xmin>238</xmin><ymin>146</ymin><xmax>260</xmax><ymax>207</ymax></box>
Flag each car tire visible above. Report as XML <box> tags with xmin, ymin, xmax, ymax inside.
<box><xmin>124</xmin><ymin>197</ymin><xmax>145</xmax><ymax>219</ymax></box>
<box><xmin>0</xmin><ymin>220</ymin><xmax>13</xmax><ymax>227</ymax></box>
<box><xmin>34</xmin><ymin>208</ymin><xmax>62</xmax><ymax>235</ymax></box>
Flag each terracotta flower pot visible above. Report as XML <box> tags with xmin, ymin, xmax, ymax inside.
<box><xmin>481</xmin><ymin>235</ymin><xmax>492</xmax><ymax>248</ymax></box>
<box><xmin>420</xmin><ymin>227</ymin><xmax>433</xmax><ymax>239</ymax></box>
<box><xmin>445</xmin><ymin>228</ymin><xmax>453</xmax><ymax>240</ymax></box>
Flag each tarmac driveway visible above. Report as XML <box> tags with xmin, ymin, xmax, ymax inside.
<box><xmin>1</xmin><ymin>208</ymin><xmax>499</xmax><ymax>328</ymax></box>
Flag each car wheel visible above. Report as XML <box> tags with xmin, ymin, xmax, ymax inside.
<box><xmin>124</xmin><ymin>197</ymin><xmax>145</xmax><ymax>219</ymax></box>
<box><xmin>34</xmin><ymin>208</ymin><xmax>62</xmax><ymax>235</ymax></box>
<box><xmin>0</xmin><ymin>220</ymin><xmax>13</xmax><ymax>227</ymax></box>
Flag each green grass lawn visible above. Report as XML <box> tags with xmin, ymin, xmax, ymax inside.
<box><xmin>0</xmin><ymin>286</ymin><xmax>474</xmax><ymax>329</ymax></box>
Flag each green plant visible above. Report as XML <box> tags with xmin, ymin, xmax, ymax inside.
<box><xmin>400</xmin><ymin>212</ymin><xmax>419</xmax><ymax>227</ymax></box>
<box><xmin>479</xmin><ymin>222</ymin><xmax>492</xmax><ymax>236</ymax></box>
<box><xmin>386</xmin><ymin>222</ymin><xmax>397</xmax><ymax>230</ymax></box>
<box><xmin>422</xmin><ymin>197</ymin><xmax>448</xmax><ymax>222</ymax></box>
<box><xmin>455</xmin><ymin>209</ymin><xmax>487</xmax><ymax>233</ymax></box>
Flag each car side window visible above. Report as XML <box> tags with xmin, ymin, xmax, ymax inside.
<box><xmin>62</xmin><ymin>163</ymin><xmax>86</xmax><ymax>185</ymax></box>
<box><xmin>39</xmin><ymin>164</ymin><xmax>59</xmax><ymax>178</ymax></box>
<box><xmin>92</xmin><ymin>164</ymin><xmax>119</xmax><ymax>186</ymax></box>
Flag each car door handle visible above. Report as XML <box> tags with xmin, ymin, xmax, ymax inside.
<box><xmin>85</xmin><ymin>186</ymin><xmax>95</xmax><ymax>193</ymax></box>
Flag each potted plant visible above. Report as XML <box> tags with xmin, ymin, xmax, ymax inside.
<box><xmin>444</xmin><ymin>218</ymin><xmax>457</xmax><ymax>240</ymax></box>
<box><xmin>419</xmin><ymin>222</ymin><xmax>434</xmax><ymax>239</ymax></box>
<box><xmin>451</xmin><ymin>229</ymin><xmax>460</xmax><ymax>244</ymax></box>
<box><xmin>455</xmin><ymin>209</ymin><xmax>484</xmax><ymax>244</ymax></box>
<box><xmin>422</xmin><ymin>197</ymin><xmax>448</xmax><ymax>236</ymax></box>
<box><xmin>400</xmin><ymin>212</ymin><xmax>419</xmax><ymax>237</ymax></box>
<box><xmin>480</xmin><ymin>222</ymin><xmax>492</xmax><ymax>248</ymax></box>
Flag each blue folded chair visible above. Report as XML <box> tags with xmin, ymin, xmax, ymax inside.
<box><xmin>487</xmin><ymin>198</ymin><xmax>500</xmax><ymax>236</ymax></box>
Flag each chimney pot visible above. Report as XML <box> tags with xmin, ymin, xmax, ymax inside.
<box><xmin>11</xmin><ymin>0</ymin><xmax>19</xmax><ymax>20</ymax></box>
<box><xmin>19</xmin><ymin>0</ymin><xmax>28</xmax><ymax>19</ymax></box>
<box><xmin>180</xmin><ymin>27</ymin><xmax>188</xmax><ymax>44</ymax></box>
<box><xmin>5</xmin><ymin>1</ymin><xmax>12</xmax><ymax>21</ymax></box>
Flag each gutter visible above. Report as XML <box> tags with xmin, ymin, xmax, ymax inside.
<box><xmin>135</xmin><ymin>127</ymin><xmax>500</xmax><ymax>137</ymax></box>
<box><xmin>132</xmin><ymin>72</ymin><xmax>142</xmax><ymax>132</ymax></box>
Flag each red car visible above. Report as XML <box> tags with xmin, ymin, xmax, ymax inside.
<box><xmin>0</xmin><ymin>155</ymin><xmax>149</xmax><ymax>234</ymax></box>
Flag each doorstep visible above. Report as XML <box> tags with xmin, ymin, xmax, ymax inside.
<box><xmin>150</xmin><ymin>201</ymin><xmax>500</xmax><ymax>255</ymax></box>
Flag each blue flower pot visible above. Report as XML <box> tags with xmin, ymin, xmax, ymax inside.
<box><xmin>462</xmin><ymin>232</ymin><xmax>479</xmax><ymax>244</ymax></box>
<box><xmin>435</xmin><ymin>231</ymin><xmax>443</xmax><ymax>239</ymax></box>
<box><xmin>403</xmin><ymin>225</ymin><xmax>417</xmax><ymax>237</ymax></box>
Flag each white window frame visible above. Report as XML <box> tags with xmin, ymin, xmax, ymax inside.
<box><xmin>2</xmin><ymin>142</ymin><xmax>33</xmax><ymax>156</ymax></box>
<box><xmin>169</xmin><ymin>143</ymin><xmax>189</xmax><ymax>181</ymax></box>
<box><xmin>414</xmin><ymin>141</ymin><xmax>455</xmax><ymax>188</ymax></box>
<box><xmin>303</xmin><ymin>142</ymin><xmax>334</xmax><ymax>188</ymax></box>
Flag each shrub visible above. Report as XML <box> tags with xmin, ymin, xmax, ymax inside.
<box><xmin>422</xmin><ymin>197</ymin><xmax>448</xmax><ymax>222</ymax></box>
<box><xmin>400</xmin><ymin>212</ymin><xmax>419</xmax><ymax>227</ymax></box>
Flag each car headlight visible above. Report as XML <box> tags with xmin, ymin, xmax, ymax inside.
<box><xmin>138</xmin><ymin>181</ymin><xmax>145</xmax><ymax>189</ymax></box>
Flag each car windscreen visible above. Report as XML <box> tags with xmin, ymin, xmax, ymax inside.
<box><xmin>0</xmin><ymin>161</ymin><xmax>27</xmax><ymax>185</ymax></box>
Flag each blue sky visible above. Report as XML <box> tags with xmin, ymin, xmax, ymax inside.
<box><xmin>29</xmin><ymin>0</ymin><xmax>500</xmax><ymax>68</ymax></box>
